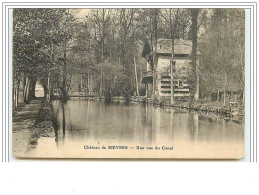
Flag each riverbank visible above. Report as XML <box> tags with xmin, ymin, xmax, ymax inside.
<box><xmin>13</xmin><ymin>98</ymin><xmax>55</xmax><ymax>158</ymax></box>
<box><xmin>67</xmin><ymin>95</ymin><xmax>244</xmax><ymax>119</ymax></box>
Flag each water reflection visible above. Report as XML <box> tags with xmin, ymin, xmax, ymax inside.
<box><xmin>51</xmin><ymin>100</ymin><xmax>244</xmax><ymax>149</ymax></box>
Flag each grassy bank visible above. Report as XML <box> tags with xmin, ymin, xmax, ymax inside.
<box><xmin>64</xmin><ymin>95</ymin><xmax>244</xmax><ymax>119</ymax></box>
<box><xmin>28</xmin><ymin>100</ymin><xmax>55</xmax><ymax>147</ymax></box>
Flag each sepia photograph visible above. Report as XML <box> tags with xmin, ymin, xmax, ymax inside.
<box><xmin>12</xmin><ymin>8</ymin><xmax>245</xmax><ymax>159</ymax></box>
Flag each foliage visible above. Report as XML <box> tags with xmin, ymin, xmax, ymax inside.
<box><xmin>13</xmin><ymin>8</ymin><xmax>245</xmax><ymax>105</ymax></box>
<box><xmin>198</xmin><ymin>9</ymin><xmax>245</xmax><ymax>95</ymax></box>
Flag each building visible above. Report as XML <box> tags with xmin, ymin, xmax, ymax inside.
<box><xmin>142</xmin><ymin>39</ymin><xmax>200</xmax><ymax>102</ymax></box>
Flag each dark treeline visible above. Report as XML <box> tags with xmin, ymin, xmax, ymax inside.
<box><xmin>13</xmin><ymin>8</ymin><xmax>244</xmax><ymax>108</ymax></box>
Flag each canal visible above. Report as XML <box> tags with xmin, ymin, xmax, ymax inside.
<box><xmin>31</xmin><ymin>100</ymin><xmax>244</xmax><ymax>159</ymax></box>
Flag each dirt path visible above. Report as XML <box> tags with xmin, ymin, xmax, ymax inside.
<box><xmin>12</xmin><ymin>98</ymin><xmax>43</xmax><ymax>158</ymax></box>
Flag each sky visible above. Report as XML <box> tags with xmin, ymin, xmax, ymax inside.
<box><xmin>73</xmin><ymin>9</ymin><xmax>91</xmax><ymax>19</ymax></box>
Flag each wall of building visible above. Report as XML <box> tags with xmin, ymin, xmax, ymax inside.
<box><xmin>155</xmin><ymin>55</ymin><xmax>192</xmax><ymax>101</ymax></box>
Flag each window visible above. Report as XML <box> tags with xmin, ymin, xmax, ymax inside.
<box><xmin>162</xmin><ymin>76</ymin><xmax>171</xmax><ymax>79</ymax></box>
<box><xmin>174</xmin><ymin>54</ymin><xmax>189</xmax><ymax>58</ymax></box>
<box><xmin>161</xmin><ymin>81</ymin><xmax>170</xmax><ymax>84</ymax></box>
<box><xmin>161</xmin><ymin>91</ymin><xmax>171</xmax><ymax>94</ymax></box>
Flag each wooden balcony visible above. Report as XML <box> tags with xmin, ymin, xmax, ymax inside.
<box><xmin>142</xmin><ymin>71</ymin><xmax>153</xmax><ymax>83</ymax></box>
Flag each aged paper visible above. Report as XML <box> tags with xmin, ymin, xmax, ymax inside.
<box><xmin>12</xmin><ymin>8</ymin><xmax>245</xmax><ymax>159</ymax></box>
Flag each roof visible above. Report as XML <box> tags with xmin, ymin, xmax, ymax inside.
<box><xmin>154</xmin><ymin>39</ymin><xmax>200</xmax><ymax>55</ymax></box>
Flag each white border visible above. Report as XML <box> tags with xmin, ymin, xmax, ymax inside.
<box><xmin>0</xmin><ymin>1</ymin><xmax>257</xmax><ymax>162</ymax></box>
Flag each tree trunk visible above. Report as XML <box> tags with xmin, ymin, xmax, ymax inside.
<box><xmin>22</xmin><ymin>77</ymin><xmax>26</xmax><ymax>102</ymax></box>
<box><xmin>194</xmin><ymin>60</ymin><xmax>199</xmax><ymax>100</ymax></box>
<box><xmin>90</xmin><ymin>75</ymin><xmax>93</xmax><ymax>96</ymax></box>
<box><xmin>99</xmin><ymin>9</ymin><xmax>106</xmax><ymax>98</ymax></box>
<box><xmin>22</xmin><ymin>75</ymin><xmax>26</xmax><ymax>103</ymax></box>
<box><xmin>16</xmin><ymin>84</ymin><xmax>19</xmax><ymax>107</ymax></box>
<box><xmin>14</xmin><ymin>81</ymin><xmax>19</xmax><ymax>108</ymax></box>
<box><xmin>145</xmin><ymin>83</ymin><xmax>148</xmax><ymax>98</ymax></box>
<box><xmin>100</xmin><ymin>41</ymin><xmax>104</xmax><ymax>97</ymax></box>
<box><xmin>62</xmin><ymin>50</ymin><xmax>67</xmax><ymax>101</ymax></box>
<box><xmin>45</xmin><ymin>72</ymin><xmax>51</xmax><ymax>102</ymax></box>
<box><xmin>169</xmin><ymin>9</ymin><xmax>179</xmax><ymax>105</ymax></box>
<box><xmin>151</xmin><ymin>9</ymin><xmax>158</xmax><ymax>101</ymax></box>
<box><xmin>80</xmin><ymin>75</ymin><xmax>83</xmax><ymax>94</ymax></box>
<box><xmin>170</xmin><ymin>9</ymin><xmax>174</xmax><ymax>105</ymax></box>
<box><xmin>223</xmin><ymin>73</ymin><xmax>227</xmax><ymax>106</ymax></box>
<box><xmin>132</xmin><ymin>22</ymin><xmax>139</xmax><ymax>98</ymax></box>
<box><xmin>25</xmin><ymin>77</ymin><xmax>31</xmax><ymax>103</ymax></box>
<box><xmin>13</xmin><ymin>71</ymin><xmax>17</xmax><ymax>109</ymax></box>
<box><xmin>23</xmin><ymin>76</ymin><xmax>31</xmax><ymax>103</ymax></box>
<box><xmin>133</xmin><ymin>53</ymin><xmax>140</xmax><ymax>97</ymax></box>
<box><xmin>189</xmin><ymin>9</ymin><xmax>200</xmax><ymax>106</ymax></box>
<box><xmin>13</xmin><ymin>74</ymin><xmax>20</xmax><ymax>108</ymax></box>
<box><xmin>87</xmin><ymin>71</ymin><xmax>90</xmax><ymax>95</ymax></box>
<box><xmin>28</xmin><ymin>76</ymin><xmax>36</xmax><ymax>100</ymax></box>
<box><xmin>61</xmin><ymin>9</ymin><xmax>69</xmax><ymax>102</ymax></box>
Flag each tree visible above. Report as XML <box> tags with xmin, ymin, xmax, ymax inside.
<box><xmin>13</xmin><ymin>9</ymin><xmax>76</xmax><ymax>104</ymax></box>
<box><xmin>169</xmin><ymin>9</ymin><xmax>179</xmax><ymax>105</ymax></box>
<box><xmin>198</xmin><ymin>9</ymin><xmax>245</xmax><ymax>104</ymax></box>
<box><xmin>13</xmin><ymin>8</ymin><xmax>244</xmax><ymax>106</ymax></box>
<box><xmin>189</xmin><ymin>8</ymin><xmax>200</xmax><ymax>105</ymax></box>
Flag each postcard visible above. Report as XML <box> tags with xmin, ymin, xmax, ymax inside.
<box><xmin>12</xmin><ymin>8</ymin><xmax>245</xmax><ymax>159</ymax></box>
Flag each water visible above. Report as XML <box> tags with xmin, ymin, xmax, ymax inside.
<box><xmin>32</xmin><ymin>100</ymin><xmax>244</xmax><ymax>159</ymax></box>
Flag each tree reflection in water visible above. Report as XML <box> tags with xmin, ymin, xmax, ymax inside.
<box><xmin>51</xmin><ymin>100</ymin><xmax>243</xmax><ymax>148</ymax></box>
